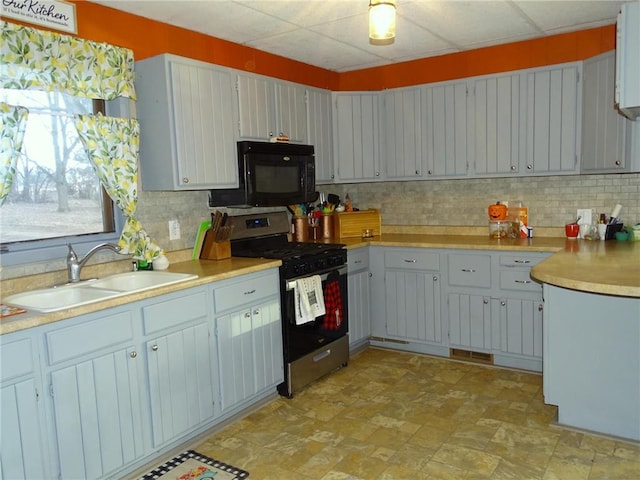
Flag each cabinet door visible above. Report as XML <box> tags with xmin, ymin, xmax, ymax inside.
<box><xmin>146</xmin><ymin>321</ymin><xmax>215</xmax><ymax>447</ymax></box>
<box><xmin>423</xmin><ymin>81</ymin><xmax>469</xmax><ymax>178</ymax></box>
<box><xmin>275</xmin><ymin>82</ymin><xmax>308</xmax><ymax>143</ymax></box>
<box><xmin>496</xmin><ymin>297</ymin><xmax>543</xmax><ymax>359</ymax></box>
<box><xmin>136</xmin><ymin>54</ymin><xmax>238</xmax><ymax>190</ymax></box>
<box><xmin>382</xmin><ymin>87</ymin><xmax>423</xmax><ymax>179</ymax></box>
<box><xmin>525</xmin><ymin>64</ymin><xmax>581</xmax><ymax>174</ymax></box>
<box><xmin>385</xmin><ymin>271</ymin><xmax>441</xmax><ymax>343</ymax></box>
<box><xmin>215</xmin><ymin>299</ymin><xmax>282</xmax><ymax>412</ymax></box>
<box><xmin>308</xmin><ymin>88</ymin><xmax>335</xmax><ymax>183</ymax></box>
<box><xmin>472</xmin><ymin>73</ymin><xmax>524</xmax><ymax>175</ymax></box>
<box><xmin>170</xmin><ymin>61</ymin><xmax>238</xmax><ymax>188</ymax></box>
<box><xmin>237</xmin><ymin>73</ymin><xmax>276</xmax><ymax>140</ymax></box>
<box><xmin>333</xmin><ymin>92</ymin><xmax>381</xmax><ymax>182</ymax></box>
<box><xmin>50</xmin><ymin>347</ymin><xmax>144</xmax><ymax>479</ymax></box>
<box><xmin>582</xmin><ymin>52</ymin><xmax>631</xmax><ymax>173</ymax></box>
<box><xmin>348</xmin><ymin>269</ymin><xmax>371</xmax><ymax>348</ymax></box>
<box><xmin>1</xmin><ymin>379</ymin><xmax>47</xmax><ymax>479</ymax></box>
<box><xmin>448</xmin><ymin>293</ymin><xmax>494</xmax><ymax>350</ymax></box>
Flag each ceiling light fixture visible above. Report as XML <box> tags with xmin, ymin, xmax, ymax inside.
<box><xmin>369</xmin><ymin>0</ymin><xmax>396</xmax><ymax>46</ymax></box>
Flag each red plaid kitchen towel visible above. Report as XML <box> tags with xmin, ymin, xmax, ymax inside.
<box><xmin>322</xmin><ymin>279</ymin><xmax>343</xmax><ymax>330</ymax></box>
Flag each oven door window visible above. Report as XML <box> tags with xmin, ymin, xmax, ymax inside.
<box><xmin>284</xmin><ymin>270</ymin><xmax>348</xmax><ymax>363</ymax></box>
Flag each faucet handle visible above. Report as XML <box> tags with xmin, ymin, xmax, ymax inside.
<box><xmin>67</xmin><ymin>244</ymin><xmax>78</xmax><ymax>261</ymax></box>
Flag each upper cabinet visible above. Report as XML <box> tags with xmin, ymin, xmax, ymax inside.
<box><xmin>470</xmin><ymin>72</ymin><xmax>525</xmax><ymax>176</ymax></box>
<box><xmin>524</xmin><ymin>63</ymin><xmax>581</xmax><ymax>175</ymax></box>
<box><xmin>422</xmin><ymin>80</ymin><xmax>470</xmax><ymax>178</ymax></box>
<box><xmin>307</xmin><ymin>88</ymin><xmax>335</xmax><ymax>184</ymax></box>
<box><xmin>582</xmin><ymin>51</ymin><xmax>633</xmax><ymax>173</ymax></box>
<box><xmin>615</xmin><ymin>1</ymin><xmax>640</xmax><ymax>120</ymax></box>
<box><xmin>136</xmin><ymin>54</ymin><xmax>239</xmax><ymax>191</ymax></box>
<box><xmin>333</xmin><ymin>92</ymin><xmax>382</xmax><ymax>182</ymax></box>
<box><xmin>381</xmin><ymin>87</ymin><xmax>424</xmax><ymax>179</ymax></box>
<box><xmin>236</xmin><ymin>73</ymin><xmax>308</xmax><ymax>144</ymax></box>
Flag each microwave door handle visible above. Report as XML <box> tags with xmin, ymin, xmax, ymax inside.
<box><xmin>285</xmin><ymin>266</ymin><xmax>347</xmax><ymax>291</ymax></box>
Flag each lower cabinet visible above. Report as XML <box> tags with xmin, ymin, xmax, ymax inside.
<box><xmin>0</xmin><ymin>334</ymin><xmax>49</xmax><ymax>479</ymax></box>
<box><xmin>347</xmin><ymin>248</ymin><xmax>371</xmax><ymax>350</ymax></box>
<box><xmin>0</xmin><ymin>268</ymin><xmax>283</xmax><ymax>480</ymax></box>
<box><xmin>213</xmin><ymin>269</ymin><xmax>284</xmax><ymax>414</ymax></box>
<box><xmin>143</xmin><ymin>289</ymin><xmax>216</xmax><ymax>448</ymax></box>
<box><xmin>495</xmin><ymin>297</ymin><xmax>543</xmax><ymax>359</ymax></box>
<box><xmin>44</xmin><ymin>308</ymin><xmax>145</xmax><ymax>480</ymax></box>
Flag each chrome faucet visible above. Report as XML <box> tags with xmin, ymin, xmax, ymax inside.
<box><xmin>66</xmin><ymin>243</ymin><xmax>121</xmax><ymax>283</ymax></box>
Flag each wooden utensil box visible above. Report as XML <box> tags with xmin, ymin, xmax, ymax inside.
<box><xmin>333</xmin><ymin>209</ymin><xmax>381</xmax><ymax>238</ymax></box>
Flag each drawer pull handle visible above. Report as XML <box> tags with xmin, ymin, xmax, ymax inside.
<box><xmin>313</xmin><ymin>349</ymin><xmax>331</xmax><ymax>362</ymax></box>
<box><xmin>244</xmin><ymin>289</ymin><xmax>256</xmax><ymax>295</ymax></box>
<box><xmin>515</xmin><ymin>280</ymin><xmax>532</xmax><ymax>284</ymax></box>
<box><xmin>404</xmin><ymin>259</ymin><xmax>417</xmax><ymax>263</ymax></box>
<box><xmin>354</xmin><ymin>260</ymin><xmax>362</xmax><ymax>264</ymax></box>
<box><xmin>461</xmin><ymin>268</ymin><xmax>476</xmax><ymax>273</ymax></box>
<box><xmin>151</xmin><ymin>345</ymin><xmax>159</xmax><ymax>351</ymax></box>
<box><xmin>130</xmin><ymin>351</ymin><xmax>137</xmax><ymax>358</ymax></box>
<box><xmin>514</xmin><ymin>260</ymin><xmax>531</xmax><ymax>264</ymax></box>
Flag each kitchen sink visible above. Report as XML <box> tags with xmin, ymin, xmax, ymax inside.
<box><xmin>4</xmin><ymin>271</ymin><xmax>198</xmax><ymax>313</ymax></box>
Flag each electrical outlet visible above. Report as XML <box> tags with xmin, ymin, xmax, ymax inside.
<box><xmin>168</xmin><ymin>219</ymin><xmax>181</xmax><ymax>240</ymax></box>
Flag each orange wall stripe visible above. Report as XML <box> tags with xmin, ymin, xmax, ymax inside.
<box><xmin>32</xmin><ymin>2</ymin><xmax>615</xmax><ymax>92</ymax></box>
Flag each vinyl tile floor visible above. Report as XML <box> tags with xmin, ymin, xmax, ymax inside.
<box><xmin>196</xmin><ymin>347</ymin><xmax>640</xmax><ymax>479</ymax></box>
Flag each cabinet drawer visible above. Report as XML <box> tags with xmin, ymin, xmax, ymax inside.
<box><xmin>348</xmin><ymin>248</ymin><xmax>369</xmax><ymax>271</ymax></box>
<box><xmin>384</xmin><ymin>249</ymin><xmax>440</xmax><ymax>270</ymax></box>
<box><xmin>143</xmin><ymin>289</ymin><xmax>208</xmax><ymax>335</ymax></box>
<box><xmin>448</xmin><ymin>254</ymin><xmax>491</xmax><ymax>288</ymax></box>
<box><xmin>46</xmin><ymin>311</ymin><xmax>134</xmax><ymax>365</ymax></box>
<box><xmin>214</xmin><ymin>273</ymin><xmax>279</xmax><ymax>313</ymax></box>
<box><xmin>499</xmin><ymin>270</ymin><xmax>542</xmax><ymax>293</ymax></box>
<box><xmin>1</xmin><ymin>337</ymin><xmax>34</xmax><ymax>380</ymax></box>
<box><xmin>499</xmin><ymin>254</ymin><xmax>545</xmax><ymax>268</ymax></box>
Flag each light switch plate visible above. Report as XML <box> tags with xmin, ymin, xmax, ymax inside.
<box><xmin>576</xmin><ymin>209</ymin><xmax>593</xmax><ymax>226</ymax></box>
<box><xmin>168</xmin><ymin>219</ymin><xmax>181</xmax><ymax>240</ymax></box>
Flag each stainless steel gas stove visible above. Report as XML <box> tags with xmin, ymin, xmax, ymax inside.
<box><xmin>227</xmin><ymin>211</ymin><xmax>349</xmax><ymax>397</ymax></box>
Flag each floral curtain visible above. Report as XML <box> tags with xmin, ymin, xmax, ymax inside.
<box><xmin>0</xmin><ymin>20</ymin><xmax>136</xmax><ymax>100</ymax></box>
<box><xmin>75</xmin><ymin>113</ymin><xmax>162</xmax><ymax>261</ymax></box>
<box><xmin>0</xmin><ymin>102</ymin><xmax>29</xmax><ymax>206</ymax></box>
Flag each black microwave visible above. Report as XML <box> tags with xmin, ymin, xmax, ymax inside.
<box><xmin>209</xmin><ymin>141</ymin><xmax>317</xmax><ymax>207</ymax></box>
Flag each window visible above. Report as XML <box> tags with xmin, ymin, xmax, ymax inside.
<box><xmin>0</xmin><ymin>90</ymin><xmax>121</xmax><ymax>266</ymax></box>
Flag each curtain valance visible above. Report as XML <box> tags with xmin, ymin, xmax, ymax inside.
<box><xmin>0</xmin><ymin>20</ymin><xmax>136</xmax><ymax>100</ymax></box>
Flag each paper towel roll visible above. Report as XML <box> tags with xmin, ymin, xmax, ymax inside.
<box><xmin>609</xmin><ymin>204</ymin><xmax>622</xmax><ymax>222</ymax></box>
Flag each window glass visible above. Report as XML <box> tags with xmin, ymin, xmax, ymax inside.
<box><xmin>0</xmin><ymin>89</ymin><xmax>114</xmax><ymax>245</ymax></box>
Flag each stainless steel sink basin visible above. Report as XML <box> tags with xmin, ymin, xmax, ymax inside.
<box><xmin>4</xmin><ymin>271</ymin><xmax>198</xmax><ymax>313</ymax></box>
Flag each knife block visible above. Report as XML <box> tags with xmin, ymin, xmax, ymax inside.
<box><xmin>199</xmin><ymin>230</ymin><xmax>231</xmax><ymax>260</ymax></box>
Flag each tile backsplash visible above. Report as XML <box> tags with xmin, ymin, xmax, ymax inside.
<box><xmin>1</xmin><ymin>173</ymin><xmax>638</xmax><ymax>281</ymax></box>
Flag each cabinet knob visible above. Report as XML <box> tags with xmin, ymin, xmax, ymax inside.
<box><xmin>433</xmin><ymin>275</ymin><xmax>438</xmax><ymax>281</ymax></box>
<box><xmin>375</xmin><ymin>171</ymin><xmax>380</xmax><ymax>177</ymax></box>
<box><xmin>428</xmin><ymin>170</ymin><xmax>433</xmax><ymax>175</ymax></box>
<box><xmin>511</xmin><ymin>165</ymin><xmax>517</xmax><ymax>171</ymax></box>
<box><xmin>615</xmin><ymin>160</ymin><xmax>621</xmax><ymax>166</ymax></box>
<box><xmin>368</xmin><ymin>272</ymin><xmax>373</xmax><ymax>278</ymax></box>
<box><xmin>527</xmin><ymin>165</ymin><xmax>533</xmax><ymax>170</ymax></box>
<box><xmin>415</xmin><ymin>170</ymin><xmax>420</xmax><ymax>175</ymax></box>
<box><xmin>538</xmin><ymin>304</ymin><xmax>544</xmax><ymax>312</ymax></box>
<box><xmin>151</xmin><ymin>344</ymin><xmax>159</xmax><ymax>351</ymax></box>
<box><xmin>331</xmin><ymin>174</ymin><xmax>335</xmax><ymax>179</ymax></box>
<box><xmin>500</xmin><ymin>300</ymin><xmax>506</xmax><ymax>306</ymax></box>
<box><xmin>244</xmin><ymin>312</ymin><xmax>251</xmax><ymax>318</ymax></box>
<box><xmin>182</xmin><ymin>177</ymin><xmax>189</xmax><ymax>184</ymax></box>
<box><xmin>269</xmin><ymin>131</ymin><xmax>274</xmax><ymax>137</ymax></box>
<box><xmin>483</xmin><ymin>298</ymin><xmax>489</xmax><ymax>304</ymax></box>
<box><xmin>130</xmin><ymin>351</ymin><xmax>137</xmax><ymax>358</ymax></box>
<box><xmin>253</xmin><ymin>309</ymin><xmax>260</xmax><ymax>315</ymax></box>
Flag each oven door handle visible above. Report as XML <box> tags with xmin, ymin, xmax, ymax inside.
<box><xmin>285</xmin><ymin>266</ymin><xmax>347</xmax><ymax>291</ymax></box>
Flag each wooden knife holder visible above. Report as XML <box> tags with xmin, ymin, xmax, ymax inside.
<box><xmin>199</xmin><ymin>229</ymin><xmax>231</xmax><ymax>260</ymax></box>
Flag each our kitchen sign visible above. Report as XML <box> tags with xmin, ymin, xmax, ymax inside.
<box><xmin>1</xmin><ymin>0</ymin><xmax>77</xmax><ymax>34</ymax></box>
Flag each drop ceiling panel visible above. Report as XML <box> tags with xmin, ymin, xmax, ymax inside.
<box><xmin>89</xmin><ymin>0</ymin><xmax>624</xmax><ymax>72</ymax></box>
